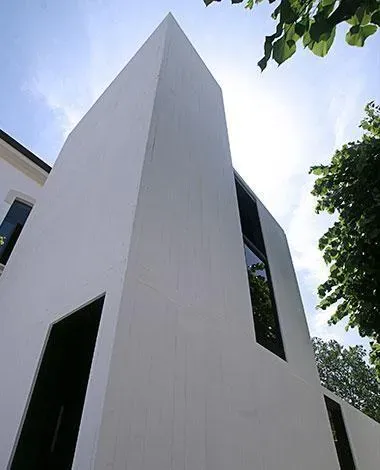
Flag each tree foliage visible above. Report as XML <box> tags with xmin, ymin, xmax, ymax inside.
<box><xmin>204</xmin><ymin>0</ymin><xmax>380</xmax><ymax>70</ymax></box>
<box><xmin>0</xmin><ymin>236</ymin><xmax>4</xmax><ymax>246</ymax></box>
<box><xmin>247</xmin><ymin>261</ymin><xmax>277</xmax><ymax>342</ymax></box>
<box><xmin>310</xmin><ymin>102</ymin><xmax>380</xmax><ymax>377</ymax></box>
<box><xmin>312</xmin><ymin>337</ymin><xmax>380</xmax><ymax>422</ymax></box>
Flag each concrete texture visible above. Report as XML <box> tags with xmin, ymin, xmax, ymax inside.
<box><xmin>0</xmin><ymin>13</ymin><xmax>379</xmax><ymax>470</ymax></box>
<box><xmin>0</xmin><ymin>15</ymin><xmax>168</xmax><ymax>468</ymax></box>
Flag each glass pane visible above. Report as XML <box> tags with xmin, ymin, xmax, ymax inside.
<box><xmin>235</xmin><ymin>181</ymin><xmax>266</xmax><ymax>256</ymax></box>
<box><xmin>0</xmin><ymin>220</ymin><xmax>16</xmax><ymax>251</ymax></box>
<box><xmin>0</xmin><ymin>201</ymin><xmax>32</xmax><ymax>265</ymax></box>
<box><xmin>5</xmin><ymin>200</ymin><xmax>31</xmax><ymax>225</ymax></box>
<box><xmin>244</xmin><ymin>243</ymin><xmax>284</xmax><ymax>356</ymax></box>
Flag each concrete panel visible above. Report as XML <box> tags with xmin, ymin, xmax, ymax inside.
<box><xmin>0</xmin><ymin>16</ymin><xmax>169</xmax><ymax>469</ymax></box>
<box><xmin>257</xmin><ymin>200</ymin><xmax>320</xmax><ymax>386</ymax></box>
<box><xmin>94</xmin><ymin>15</ymin><xmax>340</xmax><ymax>470</ymax></box>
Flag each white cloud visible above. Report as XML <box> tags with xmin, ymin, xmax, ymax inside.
<box><xmin>220</xmin><ymin>70</ymin><xmax>304</xmax><ymax>218</ymax></box>
<box><xmin>24</xmin><ymin>2</ymin><xmax>154</xmax><ymax>142</ymax></box>
<box><xmin>287</xmin><ymin>180</ymin><xmax>331</xmax><ymax>289</ymax></box>
<box><xmin>328</xmin><ymin>78</ymin><xmax>365</xmax><ymax>150</ymax></box>
<box><xmin>24</xmin><ymin>64</ymin><xmax>89</xmax><ymax>140</ymax></box>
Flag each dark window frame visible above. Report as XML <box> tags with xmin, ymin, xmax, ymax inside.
<box><xmin>9</xmin><ymin>295</ymin><xmax>105</xmax><ymax>470</ymax></box>
<box><xmin>0</xmin><ymin>198</ymin><xmax>33</xmax><ymax>266</ymax></box>
<box><xmin>243</xmin><ymin>235</ymin><xmax>285</xmax><ymax>359</ymax></box>
<box><xmin>325</xmin><ymin>395</ymin><xmax>356</xmax><ymax>470</ymax></box>
<box><xmin>235</xmin><ymin>177</ymin><xmax>286</xmax><ymax>361</ymax></box>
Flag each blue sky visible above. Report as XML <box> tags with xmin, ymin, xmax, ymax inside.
<box><xmin>1</xmin><ymin>0</ymin><xmax>379</xmax><ymax>346</ymax></box>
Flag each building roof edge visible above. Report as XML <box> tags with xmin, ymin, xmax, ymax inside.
<box><xmin>0</xmin><ymin>129</ymin><xmax>52</xmax><ymax>174</ymax></box>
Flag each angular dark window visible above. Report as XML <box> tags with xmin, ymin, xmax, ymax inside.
<box><xmin>235</xmin><ymin>178</ymin><xmax>285</xmax><ymax>360</ymax></box>
<box><xmin>0</xmin><ymin>199</ymin><xmax>32</xmax><ymax>265</ymax></box>
<box><xmin>10</xmin><ymin>296</ymin><xmax>105</xmax><ymax>470</ymax></box>
<box><xmin>325</xmin><ymin>396</ymin><xmax>356</xmax><ymax>470</ymax></box>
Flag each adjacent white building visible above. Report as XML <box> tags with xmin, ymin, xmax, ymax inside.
<box><xmin>0</xmin><ymin>14</ymin><xmax>379</xmax><ymax>470</ymax></box>
<box><xmin>0</xmin><ymin>130</ymin><xmax>50</xmax><ymax>275</ymax></box>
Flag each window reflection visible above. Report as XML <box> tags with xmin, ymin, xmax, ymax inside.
<box><xmin>235</xmin><ymin>177</ymin><xmax>286</xmax><ymax>360</ymax></box>
<box><xmin>244</xmin><ymin>241</ymin><xmax>285</xmax><ymax>359</ymax></box>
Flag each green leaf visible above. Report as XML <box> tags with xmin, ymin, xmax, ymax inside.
<box><xmin>304</xmin><ymin>24</ymin><xmax>336</xmax><ymax>57</ymax></box>
<box><xmin>257</xmin><ymin>57</ymin><xmax>268</xmax><ymax>71</ymax></box>
<box><xmin>258</xmin><ymin>35</ymin><xmax>276</xmax><ymax>71</ymax></box>
<box><xmin>204</xmin><ymin>0</ymin><xmax>245</xmax><ymax>4</ymax></box>
<box><xmin>280</xmin><ymin>0</ymin><xmax>298</xmax><ymax>24</ymax></box>
<box><xmin>318</xmin><ymin>1</ymin><xmax>335</xmax><ymax>18</ymax></box>
<box><xmin>310</xmin><ymin>26</ymin><xmax>336</xmax><ymax>57</ymax></box>
<box><xmin>346</xmin><ymin>24</ymin><xmax>378</xmax><ymax>47</ymax></box>
<box><xmin>310</xmin><ymin>18</ymin><xmax>335</xmax><ymax>42</ymax></box>
<box><xmin>310</xmin><ymin>166</ymin><xmax>326</xmax><ymax>175</ymax></box>
<box><xmin>321</xmin><ymin>0</ymin><xmax>336</xmax><ymax>6</ymax></box>
<box><xmin>356</xmin><ymin>6</ymin><xmax>371</xmax><ymax>25</ymax></box>
<box><xmin>272</xmin><ymin>34</ymin><xmax>296</xmax><ymax>65</ymax></box>
<box><xmin>257</xmin><ymin>22</ymin><xmax>284</xmax><ymax>71</ymax></box>
<box><xmin>285</xmin><ymin>23</ymin><xmax>300</xmax><ymax>42</ymax></box>
<box><xmin>294</xmin><ymin>17</ymin><xmax>309</xmax><ymax>37</ymax></box>
<box><xmin>303</xmin><ymin>30</ymin><xmax>312</xmax><ymax>48</ymax></box>
<box><xmin>371</xmin><ymin>10</ymin><xmax>380</xmax><ymax>26</ymax></box>
<box><xmin>348</xmin><ymin>7</ymin><xmax>372</xmax><ymax>26</ymax></box>
<box><xmin>271</xmin><ymin>4</ymin><xmax>281</xmax><ymax>19</ymax></box>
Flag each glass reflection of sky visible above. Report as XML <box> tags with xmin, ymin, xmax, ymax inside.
<box><xmin>244</xmin><ymin>243</ymin><xmax>267</xmax><ymax>278</ymax></box>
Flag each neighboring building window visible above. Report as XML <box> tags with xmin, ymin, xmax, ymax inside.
<box><xmin>0</xmin><ymin>199</ymin><xmax>32</xmax><ymax>265</ymax></box>
<box><xmin>235</xmin><ymin>179</ymin><xmax>286</xmax><ymax>360</ymax></box>
<box><xmin>325</xmin><ymin>396</ymin><xmax>356</xmax><ymax>470</ymax></box>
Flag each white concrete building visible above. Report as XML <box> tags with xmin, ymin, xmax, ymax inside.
<box><xmin>0</xmin><ymin>14</ymin><xmax>379</xmax><ymax>470</ymax></box>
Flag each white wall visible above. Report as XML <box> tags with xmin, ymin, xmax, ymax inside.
<box><xmin>257</xmin><ymin>199</ymin><xmax>321</xmax><ymax>386</ymax></box>
<box><xmin>0</xmin><ymin>158</ymin><xmax>42</xmax><ymax>227</ymax></box>
<box><xmin>324</xmin><ymin>388</ymin><xmax>380</xmax><ymax>469</ymax></box>
<box><xmin>93</xmin><ymin>15</ymin><xmax>341</xmax><ymax>470</ymax></box>
<box><xmin>0</xmin><ymin>16</ymin><xmax>169</xmax><ymax>469</ymax></box>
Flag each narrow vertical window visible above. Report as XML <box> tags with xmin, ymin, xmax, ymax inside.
<box><xmin>235</xmin><ymin>178</ymin><xmax>285</xmax><ymax>360</ymax></box>
<box><xmin>325</xmin><ymin>396</ymin><xmax>356</xmax><ymax>470</ymax></box>
<box><xmin>10</xmin><ymin>296</ymin><xmax>105</xmax><ymax>470</ymax></box>
<box><xmin>0</xmin><ymin>199</ymin><xmax>32</xmax><ymax>265</ymax></box>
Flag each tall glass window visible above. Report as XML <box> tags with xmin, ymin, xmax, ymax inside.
<box><xmin>0</xmin><ymin>200</ymin><xmax>32</xmax><ymax>265</ymax></box>
<box><xmin>235</xmin><ymin>178</ymin><xmax>285</xmax><ymax>360</ymax></box>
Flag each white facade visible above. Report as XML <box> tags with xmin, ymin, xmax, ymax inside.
<box><xmin>0</xmin><ymin>14</ymin><xmax>379</xmax><ymax>470</ymax></box>
<box><xmin>0</xmin><ymin>131</ymin><xmax>49</xmax><ymax>274</ymax></box>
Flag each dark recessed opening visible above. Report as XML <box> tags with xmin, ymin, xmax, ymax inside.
<box><xmin>0</xmin><ymin>199</ymin><xmax>32</xmax><ymax>265</ymax></box>
<box><xmin>235</xmin><ymin>178</ymin><xmax>286</xmax><ymax>360</ymax></box>
<box><xmin>10</xmin><ymin>295</ymin><xmax>105</xmax><ymax>470</ymax></box>
<box><xmin>325</xmin><ymin>396</ymin><xmax>356</xmax><ymax>470</ymax></box>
